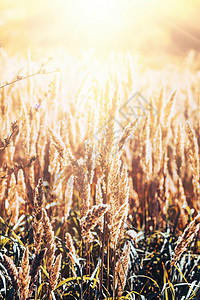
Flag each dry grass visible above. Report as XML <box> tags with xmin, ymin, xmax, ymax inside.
<box><xmin>0</xmin><ymin>48</ymin><xmax>200</xmax><ymax>299</ymax></box>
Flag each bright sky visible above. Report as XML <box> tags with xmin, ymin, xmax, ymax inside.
<box><xmin>0</xmin><ymin>0</ymin><xmax>200</xmax><ymax>62</ymax></box>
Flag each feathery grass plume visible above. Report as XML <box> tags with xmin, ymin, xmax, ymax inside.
<box><xmin>84</xmin><ymin>120</ymin><xmax>96</xmax><ymax>185</ymax></box>
<box><xmin>142</xmin><ymin>113</ymin><xmax>152</xmax><ymax>181</ymax></box>
<box><xmin>68</xmin><ymin>153</ymin><xmax>90</xmax><ymax>218</ymax></box>
<box><xmin>32</xmin><ymin>178</ymin><xmax>44</xmax><ymax>253</ymax></box>
<box><xmin>154</xmin><ymin>124</ymin><xmax>162</xmax><ymax>174</ymax></box>
<box><xmin>80</xmin><ymin>203</ymin><xmax>109</xmax><ymax>243</ymax></box>
<box><xmin>118</xmin><ymin>213</ymin><xmax>127</xmax><ymax>244</ymax></box>
<box><xmin>97</xmin><ymin>82</ymin><xmax>107</xmax><ymax>129</ymax></box>
<box><xmin>65</xmin><ymin>233</ymin><xmax>76</xmax><ymax>265</ymax></box>
<box><xmin>49</xmin><ymin>253</ymin><xmax>62</xmax><ymax>291</ymax></box>
<box><xmin>107</xmin><ymin>159</ymin><xmax>129</xmax><ymax>247</ymax></box>
<box><xmin>149</xmin><ymin>95</ymin><xmax>156</xmax><ymax>125</ymax></box>
<box><xmin>109</xmin><ymin>202</ymin><xmax>129</xmax><ymax>249</ymax></box>
<box><xmin>42</xmin><ymin>208</ymin><xmax>56</xmax><ymax>272</ymax></box>
<box><xmin>119</xmin><ymin>165</ymin><xmax>129</xmax><ymax>206</ymax></box>
<box><xmin>35</xmin><ymin>126</ymin><xmax>47</xmax><ymax>176</ymax></box>
<box><xmin>106</xmin><ymin>83</ymin><xmax>119</xmax><ymax>148</ymax></box>
<box><xmin>165</xmin><ymin>172</ymin><xmax>175</xmax><ymax>209</ymax></box>
<box><xmin>185</xmin><ymin>122</ymin><xmax>200</xmax><ymax>198</ymax></box>
<box><xmin>34</xmin><ymin>178</ymin><xmax>44</xmax><ymax>220</ymax></box>
<box><xmin>66</xmin><ymin>111</ymin><xmax>76</xmax><ymax>154</ymax></box>
<box><xmin>29</xmin><ymin>248</ymin><xmax>47</xmax><ymax>296</ymax></box>
<box><xmin>54</xmin><ymin>180</ymin><xmax>63</xmax><ymax>203</ymax></box>
<box><xmin>32</xmin><ymin>220</ymin><xmax>43</xmax><ymax>255</ymax></box>
<box><xmin>118</xmin><ymin>118</ymin><xmax>139</xmax><ymax>152</ymax></box>
<box><xmin>48</xmin><ymin>141</ymin><xmax>58</xmax><ymax>176</ymax></box>
<box><xmin>27</xmin><ymin>164</ymin><xmax>35</xmax><ymax>190</ymax></box>
<box><xmin>125</xmin><ymin>51</ymin><xmax>134</xmax><ymax>92</ymax></box>
<box><xmin>99</xmin><ymin>81</ymin><xmax>119</xmax><ymax>172</ymax></box>
<box><xmin>162</xmin><ymin>90</ymin><xmax>177</xmax><ymax>128</ymax></box>
<box><xmin>178</xmin><ymin>177</ymin><xmax>186</xmax><ymax>207</ymax></box>
<box><xmin>108</xmin><ymin>151</ymin><xmax>121</xmax><ymax>215</ymax></box>
<box><xmin>171</xmin><ymin>213</ymin><xmax>200</xmax><ymax>266</ymax></box>
<box><xmin>3</xmin><ymin>254</ymin><xmax>19</xmax><ymax>292</ymax></box>
<box><xmin>75</xmin><ymin>114</ymin><xmax>82</xmax><ymax>150</ymax></box>
<box><xmin>64</xmin><ymin>175</ymin><xmax>74</xmax><ymax>222</ymax></box>
<box><xmin>117</xmin><ymin>166</ymin><xmax>129</xmax><ymax>242</ymax></box>
<box><xmin>6</xmin><ymin>173</ymin><xmax>19</xmax><ymax>224</ymax></box>
<box><xmin>95</xmin><ymin>178</ymin><xmax>104</xmax><ymax>232</ymax></box>
<box><xmin>17</xmin><ymin>169</ymin><xmax>26</xmax><ymax>200</ymax></box>
<box><xmin>18</xmin><ymin>247</ymin><xmax>31</xmax><ymax>300</ymax></box>
<box><xmin>48</xmin><ymin>126</ymin><xmax>66</xmax><ymax>160</ymax></box>
<box><xmin>115</xmin><ymin>243</ymin><xmax>130</xmax><ymax>296</ymax></box>
<box><xmin>18</xmin><ymin>109</ymin><xmax>31</xmax><ymax>161</ymax></box>
<box><xmin>175</xmin><ymin>123</ymin><xmax>185</xmax><ymax>178</ymax></box>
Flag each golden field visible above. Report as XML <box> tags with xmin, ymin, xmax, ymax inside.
<box><xmin>0</xmin><ymin>1</ymin><xmax>200</xmax><ymax>299</ymax></box>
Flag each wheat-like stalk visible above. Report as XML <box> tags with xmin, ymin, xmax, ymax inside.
<box><xmin>48</xmin><ymin>126</ymin><xmax>66</xmax><ymax>160</ymax></box>
<box><xmin>109</xmin><ymin>202</ymin><xmax>129</xmax><ymax>249</ymax></box>
<box><xmin>115</xmin><ymin>243</ymin><xmax>130</xmax><ymax>296</ymax></box>
<box><xmin>33</xmin><ymin>178</ymin><xmax>44</xmax><ymax>254</ymax></box>
<box><xmin>29</xmin><ymin>248</ymin><xmax>47</xmax><ymax>296</ymax></box>
<box><xmin>171</xmin><ymin>213</ymin><xmax>200</xmax><ymax>266</ymax></box>
<box><xmin>185</xmin><ymin>122</ymin><xmax>200</xmax><ymax>199</ymax></box>
<box><xmin>17</xmin><ymin>168</ymin><xmax>26</xmax><ymax>200</ymax></box>
<box><xmin>42</xmin><ymin>208</ymin><xmax>56</xmax><ymax>272</ymax></box>
<box><xmin>118</xmin><ymin>117</ymin><xmax>139</xmax><ymax>151</ymax></box>
<box><xmin>80</xmin><ymin>203</ymin><xmax>109</xmax><ymax>243</ymax></box>
<box><xmin>68</xmin><ymin>153</ymin><xmax>91</xmax><ymax>217</ymax></box>
<box><xmin>3</xmin><ymin>254</ymin><xmax>19</xmax><ymax>292</ymax></box>
<box><xmin>64</xmin><ymin>175</ymin><xmax>74</xmax><ymax>221</ymax></box>
<box><xmin>175</xmin><ymin>123</ymin><xmax>185</xmax><ymax>178</ymax></box>
<box><xmin>18</xmin><ymin>247</ymin><xmax>31</xmax><ymax>300</ymax></box>
<box><xmin>154</xmin><ymin>124</ymin><xmax>162</xmax><ymax>174</ymax></box>
<box><xmin>6</xmin><ymin>173</ymin><xmax>19</xmax><ymax>224</ymax></box>
<box><xmin>162</xmin><ymin>90</ymin><xmax>177</xmax><ymax>128</ymax></box>
<box><xmin>65</xmin><ymin>232</ymin><xmax>76</xmax><ymax>265</ymax></box>
<box><xmin>49</xmin><ymin>253</ymin><xmax>62</xmax><ymax>290</ymax></box>
<box><xmin>95</xmin><ymin>178</ymin><xmax>104</xmax><ymax>232</ymax></box>
<box><xmin>34</xmin><ymin>177</ymin><xmax>44</xmax><ymax>220</ymax></box>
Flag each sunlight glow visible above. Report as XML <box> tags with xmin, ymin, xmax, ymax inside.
<box><xmin>66</xmin><ymin>0</ymin><xmax>122</xmax><ymax>33</ymax></box>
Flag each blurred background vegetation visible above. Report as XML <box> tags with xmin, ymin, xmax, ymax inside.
<box><xmin>0</xmin><ymin>0</ymin><xmax>200</xmax><ymax>66</ymax></box>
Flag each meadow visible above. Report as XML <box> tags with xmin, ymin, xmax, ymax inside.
<box><xmin>0</xmin><ymin>47</ymin><xmax>200</xmax><ymax>299</ymax></box>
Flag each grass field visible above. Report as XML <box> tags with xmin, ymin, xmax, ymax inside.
<box><xmin>0</xmin><ymin>1</ymin><xmax>200</xmax><ymax>299</ymax></box>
